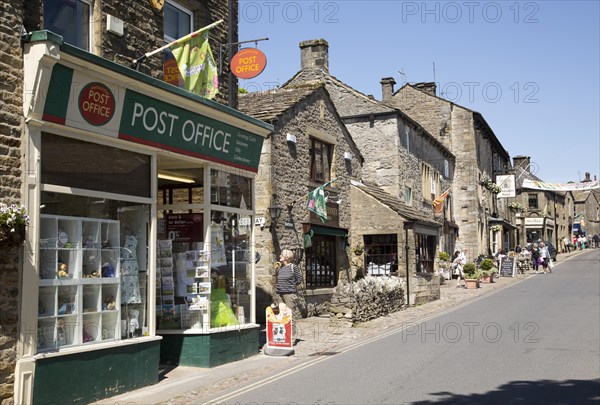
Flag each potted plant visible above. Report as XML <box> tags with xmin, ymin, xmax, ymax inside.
<box><xmin>437</xmin><ymin>251</ymin><xmax>451</xmax><ymax>281</ymax></box>
<box><xmin>0</xmin><ymin>203</ymin><xmax>29</xmax><ymax>247</ymax></box>
<box><xmin>462</xmin><ymin>261</ymin><xmax>480</xmax><ymax>289</ymax></box>
<box><xmin>479</xmin><ymin>258</ymin><xmax>496</xmax><ymax>283</ymax></box>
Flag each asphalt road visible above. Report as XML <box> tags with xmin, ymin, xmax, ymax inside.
<box><xmin>206</xmin><ymin>249</ymin><xmax>600</xmax><ymax>405</ymax></box>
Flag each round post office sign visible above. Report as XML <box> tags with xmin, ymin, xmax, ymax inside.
<box><xmin>78</xmin><ymin>82</ymin><xmax>115</xmax><ymax>126</ymax></box>
<box><xmin>230</xmin><ymin>48</ymin><xmax>267</xmax><ymax>79</ymax></box>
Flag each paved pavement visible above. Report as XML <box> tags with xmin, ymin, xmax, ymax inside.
<box><xmin>95</xmin><ymin>249</ymin><xmax>587</xmax><ymax>405</ymax></box>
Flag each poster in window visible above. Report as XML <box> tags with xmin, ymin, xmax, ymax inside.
<box><xmin>210</xmin><ymin>223</ymin><xmax>227</xmax><ymax>266</ymax></box>
<box><xmin>165</xmin><ymin>213</ymin><xmax>203</xmax><ymax>243</ymax></box>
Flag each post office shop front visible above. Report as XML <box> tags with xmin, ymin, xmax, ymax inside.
<box><xmin>16</xmin><ymin>34</ymin><xmax>272</xmax><ymax>405</ymax></box>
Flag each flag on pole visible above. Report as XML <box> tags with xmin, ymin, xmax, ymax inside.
<box><xmin>164</xmin><ymin>31</ymin><xmax>219</xmax><ymax>99</ymax></box>
<box><xmin>432</xmin><ymin>188</ymin><xmax>450</xmax><ymax>214</ymax></box>
<box><xmin>307</xmin><ymin>179</ymin><xmax>336</xmax><ymax>222</ymax></box>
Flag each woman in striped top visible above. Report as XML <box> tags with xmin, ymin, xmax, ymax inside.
<box><xmin>275</xmin><ymin>249</ymin><xmax>304</xmax><ymax>318</ymax></box>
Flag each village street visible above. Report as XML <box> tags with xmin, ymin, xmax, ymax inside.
<box><xmin>97</xmin><ymin>249</ymin><xmax>600</xmax><ymax>404</ymax></box>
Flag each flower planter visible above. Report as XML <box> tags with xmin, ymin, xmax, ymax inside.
<box><xmin>480</xmin><ymin>273</ymin><xmax>494</xmax><ymax>284</ymax></box>
<box><xmin>0</xmin><ymin>224</ymin><xmax>26</xmax><ymax>248</ymax></box>
<box><xmin>465</xmin><ymin>278</ymin><xmax>480</xmax><ymax>289</ymax></box>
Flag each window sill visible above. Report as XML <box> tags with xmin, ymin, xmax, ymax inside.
<box><xmin>34</xmin><ymin>335</ymin><xmax>163</xmax><ymax>360</ymax></box>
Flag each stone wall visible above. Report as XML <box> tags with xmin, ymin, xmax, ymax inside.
<box><xmin>1</xmin><ymin>0</ymin><xmax>25</xmax><ymax>402</ymax></box>
<box><xmin>329</xmin><ymin>276</ymin><xmax>405</xmax><ymax>326</ymax></box>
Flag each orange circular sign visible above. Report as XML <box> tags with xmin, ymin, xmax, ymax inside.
<box><xmin>230</xmin><ymin>48</ymin><xmax>267</xmax><ymax>79</ymax></box>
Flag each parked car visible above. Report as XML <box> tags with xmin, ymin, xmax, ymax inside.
<box><xmin>526</xmin><ymin>241</ymin><xmax>557</xmax><ymax>261</ymax></box>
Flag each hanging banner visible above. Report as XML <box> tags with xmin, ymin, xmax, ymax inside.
<box><xmin>522</xmin><ymin>179</ymin><xmax>600</xmax><ymax>191</ymax></box>
<box><xmin>230</xmin><ymin>48</ymin><xmax>267</xmax><ymax>79</ymax></box>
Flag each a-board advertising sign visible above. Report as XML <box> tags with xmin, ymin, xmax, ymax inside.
<box><xmin>265</xmin><ymin>304</ymin><xmax>293</xmax><ymax>355</ymax></box>
<box><xmin>500</xmin><ymin>256</ymin><xmax>516</xmax><ymax>277</ymax></box>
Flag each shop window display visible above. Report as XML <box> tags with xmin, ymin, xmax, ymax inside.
<box><xmin>38</xmin><ymin>134</ymin><xmax>151</xmax><ymax>352</ymax></box>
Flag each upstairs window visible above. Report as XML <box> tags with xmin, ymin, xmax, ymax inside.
<box><xmin>528</xmin><ymin>193</ymin><xmax>538</xmax><ymax>209</ymax></box>
<box><xmin>310</xmin><ymin>138</ymin><xmax>332</xmax><ymax>183</ymax></box>
<box><xmin>164</xmin><ymin>1</ymin><xmax>193</xmax><ymax>42</ymax></box>
<box><xmin>404</xmin><ymin>186</ymin><xmax>412</xmax><ymax>206</ymax></box>
<box><xmin>44</xmin><ymin>0</ymin><xmax>92</xmax><ymax>51</ymax></box>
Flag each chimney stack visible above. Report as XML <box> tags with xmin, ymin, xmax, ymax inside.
<box><xmin>582</xmin><ymin>172</ymin><xmax>592</xmax><ymax>182</ymax></box>
<box><xmin>414</xmin><ymin>82</ymin><xmax>437</xmax><ymax>96</ymax></box>
<box><xmin>512</xmin><ymin>155</ymin><xmax>531</xmax><ymax>173</ymax></box>
<box><xmin>380</xmin><ymin>77</ymin><xmax>396</xmax><ymax>102</ymax></box>
<box><xmin>299</xmin><ymin>39</ymin><xmax>329</xmax><ymax>72</ymax></box>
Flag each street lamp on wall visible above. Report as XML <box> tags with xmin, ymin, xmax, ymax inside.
<box><xmin>268</xmin><ymin>203</ymin><xmax>283</xmax><ymax>232</ymax></box>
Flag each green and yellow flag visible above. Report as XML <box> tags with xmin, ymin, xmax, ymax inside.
<box><xmin>167</xmin><ymin>31</ymin><xmax>218</xmax><ymax>99</ymax></box>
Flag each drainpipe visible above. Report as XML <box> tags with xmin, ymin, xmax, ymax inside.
<box><xmin>404</xmin><ymin>221</ymin><xmax>415</xmax><ymax>306</ymax></box>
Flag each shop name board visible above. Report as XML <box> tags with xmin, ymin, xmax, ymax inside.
<box><xmin>524</xmin><ymin>218</ymin><xmax>544</xmax><ymax>226</ymax></box>
<box><xmin>120</xmin><ymin>91</ymin><xmax>263</xmax><ymax>171</ymax></box>
<box><xmin>41</xmin><ymin>63</ymin><xmax>264</xmax><ymax>172</ymax></box>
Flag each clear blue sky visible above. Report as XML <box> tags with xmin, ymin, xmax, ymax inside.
<box><xmin>239</xmin><ymin>0</ymin><xmax>600</xmax><ymax>184</ymax></box>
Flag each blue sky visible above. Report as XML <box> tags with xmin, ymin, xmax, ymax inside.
<box><xmin>238</xmin><ymin>0</ymin><xmax>600</xmax><ymax>184</ymax></box>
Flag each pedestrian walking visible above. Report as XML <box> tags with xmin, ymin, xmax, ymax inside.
<box><xmin>452</xmin><ymin>249</ymin><xmax>467</xmax><ymax>288</ymax></box>
<box><xmin>531</xmin><ymin>242</ymin><xmax>540</xmax><ymax>274</ymax></box>
<box><xmin>539</xmin><ymin>242</ymin><xmax>550</xmax><ymax>274</ymax></box>
<box><xmin>563</xmin><ymin>236</ymin><xmax>571</xmax><ymax>253</ymax></box>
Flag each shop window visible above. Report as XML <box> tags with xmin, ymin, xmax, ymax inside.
<box><xmin>210</xmin><ymin>169</ymin><xmax>253</xmax><ymax>209</ymax></box>
<box><xmin>155</xmin><ymin>209</ymin><xmax>253</xmax><ymax>331</ymax></box>
<box><xmin>38</xmin><ymin>193</ymin><xmax>150</xmax><ymax>351</ymax></box>
<box><xmin>528</xmin><ymin>193</ymin><xmax>538</xmax><ymax>209</ymax></box>
<box><xmin>38</xmin><ymin>135</ymin><xmax>152</xmax><ymax>352</ymax></box>
<box><xmin>306</xmin><ymin>236</ymin><xmax>337</xmax><ymax>287</ymax></box>
<box><xmin>364</xmin><ymin>234</ymin><xmax>398</xmax><ymax>276</ymax></box>
<box><xmin>44</xmin><ymin>0</ymin><xmax>91</xmax><ymax>51</ymax></box>
<box><xmin>310</xmin><ymin>138</ymin><xmax>332</xmax><ymax>183</ymax></box>
<box><xmin>164</xmin><ymin>1</ymin><xmax>193</xmax><ymax>42</ymax></box>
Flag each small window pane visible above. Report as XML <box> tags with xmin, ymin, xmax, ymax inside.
<box><xmin>164</xmin><ymin>2</ymin><xmax>192</xmax><ymax>42</ymax></box>
<box><xmin>44</xmin><ymin>0</ymin><xmax>90</xmax><ymax>50</ymax></box>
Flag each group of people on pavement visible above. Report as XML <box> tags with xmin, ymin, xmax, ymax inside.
<box><xmin>530</xmin><ymin>242</ymin><xmax>553</xmax><ymax>274</ymax></box>
<box><xmin>565</xmin><ymin>234</ymin><xmax>600</xmax><ymax>251</ymax></box>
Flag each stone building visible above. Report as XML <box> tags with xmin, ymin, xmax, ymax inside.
<box><xmin>572</xmin><ymin>173</ymin><xmax>600</xmax><ymax>237</ymax></box>
<box><xmin>511</xmin><ymin>156</ymin><xmax>569</xmax><ymax>249</ymax></box>
<box><xmin>1</xmin><ymin>1</ymin><xmax>276</xmax><ymax>403</ymax></box>
<box><xmin>391</xmin><ymin>82</ymin><xmax>514</xmax><ymax>259</ymax></box>
<box><xmin>279</xmin><ymin>39</ymin><xmax>457</xmax><ymax>303</ymax></box>
<box><xmin>238</xmin><ymin>83</ymin><xmax>363</xmax><ymax>317</ymax></box>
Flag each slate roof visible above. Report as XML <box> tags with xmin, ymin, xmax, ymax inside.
<box><xmin>283</xmin><ymin>68</ymin><xmax>395</xmax><ymax>116</ymax></box>
<box><xmin>237</xmin><ymin>84</ymin><xmax>322</xmax><ymax>122</ymax></box>
<box><xmin>352</xmin><ymin>180</ymin><xmax>440</xmax><ymax>227</ymax></box>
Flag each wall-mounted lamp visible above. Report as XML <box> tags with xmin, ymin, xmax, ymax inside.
<box><xmin>268</xmin><ymin>203</ymin><xmax>283</xmax><ymax>231</ymax></box>
<box><xmin>286</xmin><ymin>133</ymin><xmax>297</xmax><ymax>144</ymax></box>
<box><xmin>344</xmin><ymin>151</ymin><xmax>353</xmax><ymax>161</ymax></box>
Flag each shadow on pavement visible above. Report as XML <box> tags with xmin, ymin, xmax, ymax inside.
<box><xmin>415</xmin><ymin>378</ymin><xmax>600</xmax><ymax>404</ymax></box>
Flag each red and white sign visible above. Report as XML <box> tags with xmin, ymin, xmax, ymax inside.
<box><xmin>265</xmin><ymin>305</ymin><xmax>293</xmax><ymax>349</ymax></box>
<box><xmin>230</xmin><ymin>48</ymin><xmax>267</xmax><ymax>79</ymax></box>
<box><xmin>78</xmin><ymin>82</ymin><xmax>115</xmax><ymax>126</ymax></box>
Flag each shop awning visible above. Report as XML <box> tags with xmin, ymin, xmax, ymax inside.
<box><xmin>304</xmin><ymin>225</ymin><xmax>348</xmax><ymax>248</ymax></box>
<box><xmin>310</xmin><ymin>224</ymin><xmax>348</xmax><ymax>237</ymax></box>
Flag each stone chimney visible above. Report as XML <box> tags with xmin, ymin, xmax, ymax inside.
<box><xmin>380</xmin><ymin>77</ymin><xmax>396</xmax><ymax>102</ymax></box>
<box><xmin>513</xmin><ymin>155</ymin><xmax>531</xmax><ymax>173</ymax></box>
<box><xmin>582</xmin><ymin>172</ymin><xmax>592</xmax><ymax>182</ymax></box>
<box><xmin>300</xmin><ymin>39</ymin><xmax>329</xmax><ymax>72</ymax></box>
<box><xmin>413</xmin><ymin>82</ymin><xmax>437</xmax><ymax>96</ymax></box>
